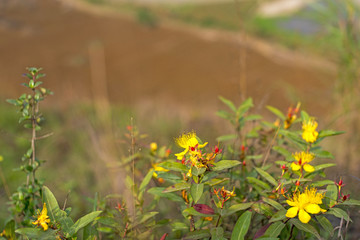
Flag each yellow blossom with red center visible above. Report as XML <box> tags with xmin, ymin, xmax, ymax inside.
<box><xmin>291</xmin><ymin>152</ymin><xmax>315</xmax><ymax>173</ymax></box>
<box><xmin>174</xmin><ymin>131</ymin><xmax>207</xmax><ymax>160</ymax></box>
<box><xmin>32</xmin><ymin>203</ymin><xmax>51</xmax><ymax>231</ymax></box>
<box><xmin>286</xmin><ymin>187</ymin><xmax>326</xmax><ymax>223</ymax></box>
<box><xmin>302</xmin><ymin>119</ymin><xmax>319</xmax><ymax>143</ymax></box>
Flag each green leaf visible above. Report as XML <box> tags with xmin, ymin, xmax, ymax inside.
<box><xmin>272</xmin><ymin>146</ymin><xmax>291</xmax><ymax>158</ymax></box>
<box><xmin>326</xmin><ymin>208</ymin><xmax>352</xmax><ymax>222</ymax></box>
<box><xmin>314</xmin><ymin>163</ymin><xmax>336</xmax><ymax>171</ymax></box>
<box><xmin>216</xmin><ymin>110</ymin><xmax>233</xmax><ymax>120</ymax></box>
<box><xmin>136</xmin><ymin>212</ymin><xmax>158</xmax><ymax>225</ymax></box>
<box><xmin>289</xmin><ymin>219</ymin><xmax>321</xmax><ymax>240</ymax></box>
<box><xmin>221</xmin><ymin>203</ymin><xmax>253</xmax><ymax>217</ymax></box>
<box><xmin>219</xmin><ymin>96</ymin><xmax>237</xmax><ymax>112</ymax></box>
<box><xmin>245</xmin><ymin>114</ymin><xmax>262</xmax><ymax>121</ymax></box>
<box><xmin>204</xmin><ymin>178</ymin><xmax>229</xmax><ymax>187</ymax></box>
<box><xmin>139</xmin><ymin>169</ymin><xmax>154</xmax><ymax>193</ymax></box>
<box><xmin>339</xmin><ymin>199</ymin><xmax>360</xmax><ymax>206</ymax></box>
<box><xmin>318</xmin><ymin>130</ymin><xmax>345</xmax><ymax>138</ymax></box>
<box><xmin>190</xmin><ymin>183</ymin><xmax>204</xmax><ymax>203</ymax></box>
<box><xmin>231</xmin><ymin>211</ymin><xmax>252</xmax><ymax>240</ymax></box>
<box><xmin>300</xmin><ymin>111</ymin><xmax>310</xmax><ymax>122</ymax></box>
<box><xmin>237</xmin><ymin>98</ymin><xmax>253</xmax><ymax>116</ymax></box>
<box><xmin>247</xmin><ymin>177</ymin><xmax>271</xmax><ymax>190</ymax></box>
<box><xmin>212</xmin><ymin>160</ymin><xmax>240</xmax><ymax>171</ymax></box>
<box><xmin>311</xmin><ymin>180</ymin><xmax>335</xmax><ymax>187</ymax></box>
<box><xmin>158</xmin><ymin>160</ymin><xmax>188</xmax><ymax>173</ymax></box>
<box><xmin>210</xmin><ymin>227</ymin><xmax>224</xmax><ymax>240</ymax></box>
<box><xmin>4</xmin><ymin>220</ymin><xmax>15</xmax><ymax>240</ymax></box>
<box><xmin>43</xmin><ymin>186</ymin><xmax>74</xmax><ymax>234</ymax></box>
<box><xmin>313</xmin><ymin>150</ymin><xmax>334</xmax><ymax>159</ymax></box>
<box><xmin>269</xmin><ymin>209</ymin><xmax>286</xmax><ymax>223</ymax></box>
<box><xmin>185</xmin><ymin>229</ymin><xmax>211</xmax><ymax>239</ymax></box>
<box><xmin>325</xmin><ymin>184</ymin><xmax>338</xmax><ymax>208</ymax></box>
<box><xmin>264</xmin><ymin>222</ymin><xmax>285</xmax><ymax>238</ymax></box>
<box><xmin>68</xmin><ymin>211</ymin><xmax>102</xmax><ymax>237</ymax></box>
<box><xmin>255</xmin><ymin>167</ymin><xmax>277</xmax><ymax>186</ymax></box>
<box><xmin>251</xmin><ymin>203</ymin><xmax>273</xmax><ymax>217</ymax></box>
<box><xmin>163</xmin><ymin>182</ymin><xmax>190</xmax><ymax>193</ymax></box>
<box><xmin>262</xmin><ymin>197</ymin><xmax>285</xmax><ymax>211</ymax></box>
<box><xmin>315</xmin><ymin>215</ymin><xmax>334</xmax><ymax>237</ymax></box>
<box><xmin>216</xmin><ymin>134</ymin><xmax>237</xmax><ymax>142</ymax></box>
<box><xmin>147</xmin><ymin>187</ymin><xmax>183</xmax><ymax>202</ymax></box>
<box><xmin>266</xmin><ymin>106</ymin><xmax>285</xmax><ymax>120</ymax></box>
<box><xmin>15</xmin><ymin>228</ymin><xmax>57</xmax><ymax>240</ymax></box>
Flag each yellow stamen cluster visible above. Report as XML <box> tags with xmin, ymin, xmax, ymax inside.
<box><xmin>286</xmin><ymin>187</ymin><xmax>326</xmax><ymax>223</ymax></box>
<box><xmin>174</xmin><ymin>131</ymin><xmax>208</xmax><ymax>161</ymax></box>
<box><xmin>32</xmin><ymin>203</ymin><xmax>51</xmax><ymax>231</ymax></box>
<box><xmin>291</xmin><ymin>152</ymin><xmax>315</xmax><ymax>173</ymax></box>
<box><xmin>302</xmin><ymin>119</ymin><xmax>319</xmax><ymax>143</ymax></box>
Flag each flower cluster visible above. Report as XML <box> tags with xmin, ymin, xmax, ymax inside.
<box><xmin>32</xmin><ymin>203</ymin><xmax>51</xmax><ymax>231</ymax></box>
<box><xmin>291</xmin><ymin>151</ymin><xmax>315</xmax><ymax>173</ymax></box>
<box><xmin>175</xmin><ymin>131</ymin><xmax>220</xmax><ymax>172</ymax></box>
<box><xmin>213</xmin><ymin>187</ymin><xmax>236</xmax><ymax>208</ymax></box>
<box><xmin>284</xmin><ymin>102</ymin><xmax>301</xmax><ymax>129</ymax></box>
<box><xmin>286</xmin><ymin>187</ymin><xmax>326</xmax><ymax>223</ymax></box>
<box><xmin>302</xmin><ymin>119</ymin><xmax>319</xmax><ymax>143</ymax></box>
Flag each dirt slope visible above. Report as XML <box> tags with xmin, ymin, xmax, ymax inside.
<box><xmin>0</xmin><ymin>0</ymin><xmax>335</xmax><ymax>117</ymax></box>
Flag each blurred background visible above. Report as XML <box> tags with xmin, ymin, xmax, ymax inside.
<box><xmin>0</xmin><ymin>0</ymin><xmax>359</xmax><ymax>229</ymax></box>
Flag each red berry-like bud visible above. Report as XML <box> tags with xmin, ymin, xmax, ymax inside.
<box><xmin>214</xmin><ymin>146</ymin><xmax>220</xmax><ymax>154</ymax></box>
<box><xmin>339</xmin><ymin>179</ymin><xmax>343</xmax><ymax>186</ymax></box>
<box><xmin>295</xmin><ymin>180</ymin><xmax>300</xmax><ymax>186</ymax></box>
<box><xmin>242</xmin><ymin>160</ymin><xmax>246</xmax><ymax>166</ymax></box>
<box><xmin>190</xmin><ymin>147</ymin><xmax>195</xmax><ymax>151</ymax></box>
<box><xmin>281</xmin><ymin>164</ymin><xmax>286</xmax><ymax>170</ymax></box>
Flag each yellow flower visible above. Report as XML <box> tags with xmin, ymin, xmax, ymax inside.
<box><xmin>174</xmin><ymin>131</ymin><xmax>207</xmax><ymax>160</ymax></box>
<box><xmin>302</xmin><ymin>119</ymin><xmax>319</xmax><ymax>143</ymax></box>
<box><xmin>291</xmin><ymin>152</ymin><xmax>315</xmax><ymax>173</ymax></box>
<box><xmin>286</xmin><ymin>187</ymin><xmax>326</xmax><ymax>223</ymax></box>
<box><xmin>32</xmin><ymin>203</ymin><xmax>51</xmax><ymax>231</ymax></box>
<box><xmin>150</xmin><ymin>142</ymin><xmax>157</xmax><ymax>152</ymax></box>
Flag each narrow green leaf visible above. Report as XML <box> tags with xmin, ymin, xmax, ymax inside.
<box><xmin>262</xmin><ymin>197</ymin><xmax>285</xmax><ymax>211</ymax></box>
<box><xmin>326</xmin><ymin>208</ymin><xmax>352</xmax><ymax>222</ymax></box>
<box><xmin>289</xmin><ymin>219</ymin><xmax>321</xmax><ymax>239</ymax></box>
<box><xmin>216</xmin><ymin>110</ymin><xmax>232</xmax><ymax>120</ymax></box>
<box><xmin>311</xmin><ymin>180</ymin><xmax>335</xmax><ymax>187</ymax></box>
<box><xmin>158</xmin><ymin>160</ymin><xmax>188</xmax><ymax>173</ymax></box>
<box><xmin>216</xmin><ymin>134</ymin><xmax>237</xmax><ymax>142</ymax></box>
<box><xmin>15</xmin><ymin>228</ymin><xmax>57</xmax><ymax>240</ymax></box>
<box><xmin>325</xmin><ymin>184</ymin><xmax>338</xmax><ymax>208</ymax></box>
<box><xmin>244</xmin><ymin>114</ymin><xmax>262</xmax><ymax>121</ymax></box>
<box><xmin>139</xmin><ymin>169</ymin><xmax>154</xmax><ymax>192</ymax></box>
<box><xmin>266</xmin><ymin>106</ymin><xmax>285</xmax><ymax>120</ymax></box>
<box><xmin>300</xmin><ymin>111</ymin><xmax>310</xmax><ymax>122</ymax></box>
<box><xmin>147</xmin><ymin>187</ymin><xmax>183</xmax><ymax>202</ymax></box>
<box><xmin>68</xmin><ymin>211</ymin><xmax>102</xmax><ymax>236</ymax></box>
<box><xmin>185</xmin><ymin>229</ymin><xmax>211</xmax><ymax>239</ymax></box>
<box><xmin>339</xmin><ymin>199</ymin><xmax>360</xmax><ymax>206</ymax></box>
<box><xmin>231</xmin><ymin>211</ymin><xmax>252</xmax><ymax>240</ymax></box>
<box><xmin>237</xmin><ymin>98</ymin><xmax>253</xmax><ymax>115</ymax></box>
<box><xmin>313</xmin><ymin>150</ymin><xmax>334</xmax><ymax>159</ymax></box>
<box><xmin>314</xmin><ymin>163</ymin><xmax>336</xmax><ymax>171</ymax></box>
<box><xmin>219</xmin><ymin>96</ymin><xmax>236</xmax><ymax>112</ymax></box>
<box><xmin>212</xmin><ymin>160</ymin><xmax>240</xmax><ymax>171</ymax></box>
<box><xmin>210</xmin><ymin>227</ymin><xmax>224</xmax><ymax>240</ymax></box>
<box><xmin>163</xmin><ymin>182</ymin><xmax>190</xmax><ymax>193</ymax></box>
<box><xmin>269</xmin><ymin>209</ymin><xmax>286</xmax><ymax>223</ymax></box>
<box><xmin>247</xmin><ymin>177</ymin><xmax>271</xmax><ymax>190</ymax></box>
<box><xmin>221</xmin><ymin>203</ymin><xmax>253</xmax><ymax>217</ymax></box>
<box><xmin>272</xmin><ymin>146</ymin><xmax>291</xmax><ymax>158</ymax></box>
<box><xmin>136</xmin><ymin>212</ymin><xmax>158</xmax><ymax>225</ymax></box>
<box><xmin>204</xmin><ymin>178</ymin><xmax>229</xmax><ymax>187</ymax></box>
<box><xmin>255</xmin><ymin>167</ymin><xmax>277</xmax><ymax>186</ymax></box>
<box><xmin>191</xmin><ymin>183</ymin><xmax>204</xmax><ymax>203</ymax></box>
<box><xmin>43</xmin><ymin>186</ymin><xmax>74</xmax><ymax>233</ymax></box>
<box><xmin>315</xmin><ymin>215</ymin><xmax>334</xmax><ymax>237</ymax></box>
<box><xmin>264</xmin><ymin>222</ymin><xmax>285</xmax><ymax>238</ymax></box>
<box><xmin>318</xmin><ymin>130</ymin><xmax>345</xmax><ymax>138</ymax></box>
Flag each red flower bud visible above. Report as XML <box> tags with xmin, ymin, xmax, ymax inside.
<box><xmin>295</xmin><ymin>180</ymin><xmax>300</xmax><ymax>186</ymax></box>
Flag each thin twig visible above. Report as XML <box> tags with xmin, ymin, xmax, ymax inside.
<box><xmin>35</xmin><ymin>132</ymin><xmax>54</xmax><ymax>140</ymax></box>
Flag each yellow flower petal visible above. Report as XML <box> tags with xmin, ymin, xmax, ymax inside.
<box><xmin>175</xmin><ymin>149</ymin><xmax>188</xmax><ymax>160</ymax></box>
<box><xmin>303</xmin><ymin>164</ymin><xmax>315</xmax><ymax>173</ymax></box>
<box><xmin>286</xmin><ymin>207</ymin><xmax>299</xmax><ymax>218</ymax></box>
<box><xmin>299</xmin><ymin>209</ymin><xmax>311</xmax><ymax>223</ymax></box>
<box><xmin>304</xmin><ymin>203</ymin><xmax>321</xmax><ymax>214</ymax></box>
<box><xmin>198</xmin><ymin>142</ymin><xmax>208</xmax><ymax>148</ymax></box>
<box><xmin>291</xmin><ymin>162</ymin><xmax>301</xmax><ymax>171</ymax></box>
<box><xmin>286</xmin><ymin>200</ymin><xmax>297</xmax><ymax>207</ymax></box>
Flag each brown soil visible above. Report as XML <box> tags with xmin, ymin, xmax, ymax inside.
<box><xmin>0</xmin><ymin>0</ymin><xmax>335</xmax><ymax>118</ymax></box>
